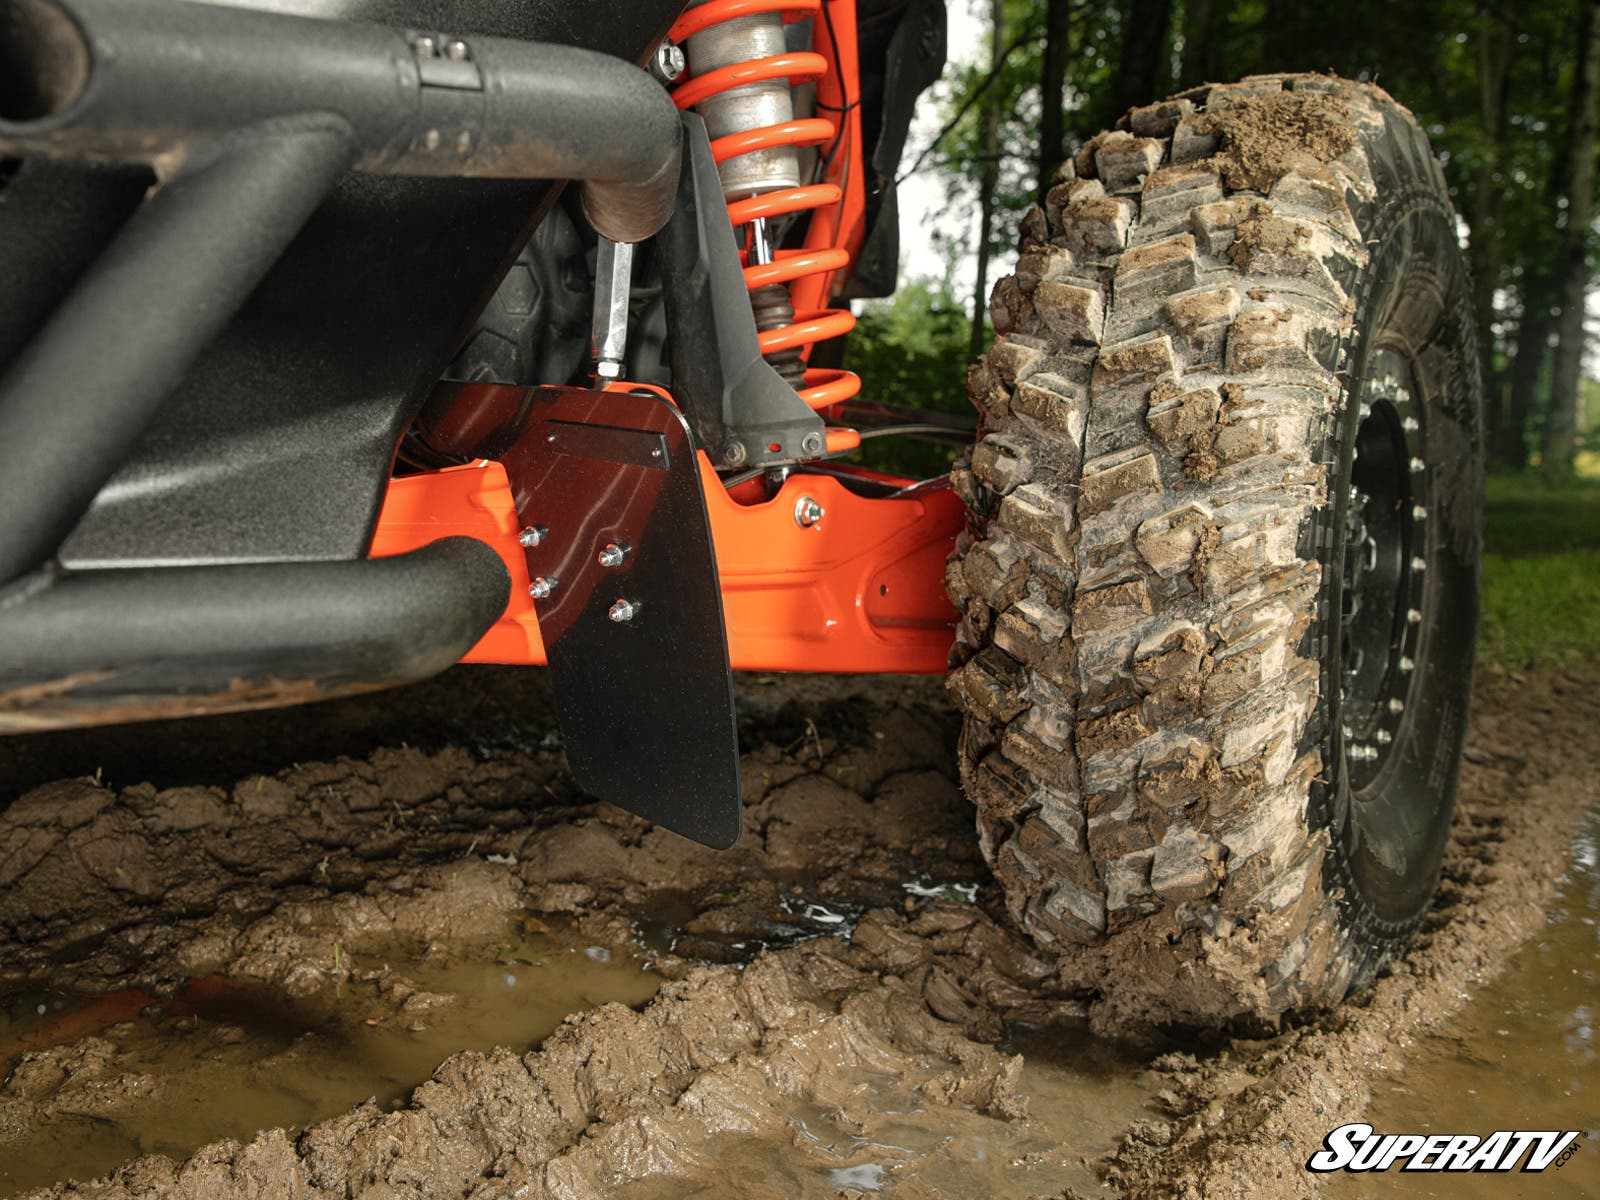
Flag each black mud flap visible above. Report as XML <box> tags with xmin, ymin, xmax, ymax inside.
<box><xmin>422</xmin><ymin>383</ymin><xmax>742</xmax><ymax>848</ymax></box>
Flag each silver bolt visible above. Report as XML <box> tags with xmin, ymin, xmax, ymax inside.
<box><xmin>413</xmin><ymin>34</ymin><xmax>438</xmax><ymax>56</ymax></box>
<box><xmin>609</xmin><ymin>598</ymin><xmax>637</xmax><ymax>623</ymax></box>
<box><xmin>1412</xmin><ymin>504</ymin><xmax>1427</xmax><ymax>521</ymax></box>
<box><xmin>1406</xmin><ymin>607</ymin><xmax>1422</xmax><ymax>625</ymax></box>
<box><xmin>529</xmin><ymin>576</ymin><xmax>558</xmax><ymax>599</ymax></box>
<box><xmin>722</xmin><ymin>440</ymin><xmax>747</xmax><ymax>467</ymax></box>
<box><xmin>649</xmin><ymin>40</ymin><xmax>686</xmax><ymax>83</ymax></box>
<box><xmin>422</xmin><ymin>128</ymin><xmax>442</xmax><ymax>151</ymax></box>
<box><xmin>1411</xmin><ymin>556</ymin><xmax>1427</xmax><ymax>573</ymax></box>
<box><xmin>800</xmin><ymin>430</ymin><xmax>824</xmax><ymax>457</ymax></box>
<box><xmin>1409</xmin><ymin>456</ymin><xmax>1426</xmax><ymax>473</ymax></box>
<box><xmin>518</xmin><ymin>525</ymin><xmax>547</xmax><ymax>548</ymax></box>
<box><xmin>456</xmin><ymin>130</ymin><xmax>472</xmax><ymax>155</ymax></box>
<box><xmin>1374</xmin><ymin>729</ymin><xmax>1392</xmax><ymax>745</ymax></box>
<box><xmin>1399</xmin><ymin>655</ymin><xmax>1415</xmax><ymax>673</ymax></box>
<box><xmin>794</xmin><ymin>496</ymin><xmax>825</xmax><ymax>528</ymax></box>
<box><xmin>1388</xmin><ymin>698</ymin><xmax>1405</xmax><ymax>714</ymax></box>
<box><xmin>1342</xmin><ymin>724</ymin><xmax>1353</xmax><ymax>738</ymax></box>
<box><xmin>598</xmin><ymin>541</ymin><xmax>630</xmax><ymax>568</ymax></box>
<box><xmin>1402</xmin><ymin>416</ymin><xmax>1420</xmax><ymax>433</ymax></box>
<box><xmin>1349</xmin><ymin>745</ymin><xmax>1377</xmax><ymax>762</ymax></box>
<box><xmin>443</xmin><ymin>38</ymin><xmax>470</xmax><ymax>60</ymax></box>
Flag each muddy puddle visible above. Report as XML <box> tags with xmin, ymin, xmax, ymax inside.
<box><xmin>0</xmin><ymin>919</ymin><xmax>659</xmax><ymax>1198</ymax></box>
<box><xmin>616</xmin><ymin>1033</ymin><xmax>1155</xmax><ymax>1200</ymax></box>
<box><xmin>1327</xmin><ymin>802</ymin><xmax>1599</xmax><ymax>1198</ymax></box>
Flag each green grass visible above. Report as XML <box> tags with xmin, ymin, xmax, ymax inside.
<box><xmin>1482</xmin><ymin>473</ymin><xmax>1600</xmax><ymax>556</ymax></box>
<box><xmin>1478</xmin><ymin>472</ymin><xmax>1600</xmax><ymax>672</ymax></box>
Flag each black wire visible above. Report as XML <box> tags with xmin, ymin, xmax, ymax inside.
<box><xmin>810</xmin><ymin>0</ymin><xmax>859</xmax><ymax>189</ymax></box>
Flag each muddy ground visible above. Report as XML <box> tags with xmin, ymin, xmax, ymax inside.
<box><xmin>1</xmin><ymin>662</ymin><xmax>1596</xmax><ymax>1198</ymax></box>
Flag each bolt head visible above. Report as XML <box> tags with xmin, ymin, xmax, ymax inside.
<box><xmin>794</xmin><ymin>496</ymin><xmax>824</xmax><ymax>528</ymax></box>
<box><xmin>1412</xmin><ymin>504</ymin><xmax>1427</xmax><ymax>521</ymax></box>
<box><xmin>598</xmin><ymin>541</ymin><xmax>630</xmax><ymax>568</ymax></box>
<box><xmin>1411</xmin><ymin>555</ymin><xmax>1427</xmax><ymax>573</ymax></box>
<box><xmin>413</xmin><ymin>34</ymin><xmax>438</xmax><ymax>55</ymax></box>
<box><xmin>609</xmin><ymin>598</ymin><xmax>637</xmax><ymax>623</ymax></box>
<box><xmin>722</xmin><ymin>440</ymin><xmax>747</xmax><ymax>467</ymax></box>
<box><xmin>1388</xmin><ymin>698</ymin><xmax>1405</xmax><ymax>714</ymax></box>
<box><xmin>1402</xmin><ymin>416</ymin><xmax>1420</xmax><ymax>433</ymax></box>
<box><xmin>652</xmin><ymin>41</ymin><xmax>686</xmax><ymax>82</ymax></box>
<box><xmin>1409</xmin><ymin>456</ymin><xmax>1426</xmax><ymax>474</ymax></box>
<box><xmin>800</xmin><ymin>431</ymin><xmax>824</xmax><ymax>457</ymax></box>
<box><xmin>1406</xmin><ymin>607</ymin><xmax>1422</xmax><ymax>625</ymax></box>
<box><xmin>530</xmin><ymin>576</ymin><xmax>557</xmax><ymax>599</ymax></box>
<box><xmin>518</xmin><ymin>525</ymin><xmax>547</xmax><ymax>548</ymax></box>
<box><xmin>1399</xmin><ymin>655</ymin><xmax>1415</xmax><ymax>673</ymax></box>
<box><xmin>1374</xmin><ymin>729</ymin><xmax>1392</xmax><ymax>745</ymax></box>
<box><xmin>443</xmin><ymin>38</ymin><xmax>470</xmax><ymax>60</ymax></box>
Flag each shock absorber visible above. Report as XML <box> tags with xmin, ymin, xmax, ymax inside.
<box><xmin>668</xmin><ymin>0</ymin><xmax>861</xmax><ymax>455</ymax></box>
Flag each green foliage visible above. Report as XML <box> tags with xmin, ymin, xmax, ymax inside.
<box><xmin>844</xmin><ymin>0</ymin><xmax>1598</xmax><ymax>476</ymax></box>
<box><xmin>1478</xmin><ymin>474</ymin><xmax>1600</xmax><ymax>670</ymax></box>
<box><xmin>844</xmin><ymin>274</ymin><xmax>974</xmax><ymax>476</ymax></box>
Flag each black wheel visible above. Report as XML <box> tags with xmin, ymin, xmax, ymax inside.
<box><xmin>947</xmin><ymin>75</ymin><xmax>1482</xmax><ymax>1028</ymax></box>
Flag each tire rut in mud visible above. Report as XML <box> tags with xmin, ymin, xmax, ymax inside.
<box><xmin>1</xmin><ymin>665</ymin><xmax>1597</xmax><ymax>1199</ymax></box>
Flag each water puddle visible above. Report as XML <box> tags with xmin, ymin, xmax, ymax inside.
<box><xmin>0</xmin><ymin>919</ymin><xmax>659</xmax><ymax>1197</ymax></box>
<box><xmin>1327</xmin><ymin>804</ymin><xmax>1599</xmax><ymax>1196</ymax></box>
<box><xmin>605</xmin><ymin>1021</ymin><xmax>1158</xmax><ymax>1199</ymax></box>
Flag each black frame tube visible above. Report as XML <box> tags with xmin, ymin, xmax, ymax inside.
<box><xmin>0</xmin><ymin>0</ymin><xmax>683</xmax><ymax>241</ymax></box>
<box><xmin>0</xmin><ymin>536</ymin><xmax>511</xmax><ymax>731</ymax></box>
<box><xmin>0</xmin><ymin>117</ymin><xmax>359</xmax><ymax>585</ymax></box>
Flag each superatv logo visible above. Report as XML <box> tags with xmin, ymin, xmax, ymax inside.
<box><xmin>1307</xmin><ymin>1123</ymin><xmax>1583</xmax><ymax>1173</ymax></box>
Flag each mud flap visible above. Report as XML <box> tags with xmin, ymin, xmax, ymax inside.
<box><xmin>423</xmin><ymin>383</ymin><xmax>742</xmax><ymax>848</ymax></box>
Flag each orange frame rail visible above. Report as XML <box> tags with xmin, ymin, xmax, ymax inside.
<box><xmin>370</xmin><ymin>455</ymin><xmax>963</xmax><ymax>674</ymax></box>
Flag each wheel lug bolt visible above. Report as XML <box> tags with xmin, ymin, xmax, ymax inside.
<box><xmin>1411</xmin><ymin>556</ymin><xmax>1427</xmax><ymax>573</ymax></box>
<box><xmin>530</xmin><ymin>576</ymin><xmax>558</xmax><ymax>599</ymax></box>
<box><xmin>1399</xmin><ymin>656</ymin><xmax>1415</xmax><ymax>673</ymax></box>
<box><xmin>1374</xmin><ymin>730</ymin><xmax>1392</xmax><ymax>745</ymax></box>
<box><xmin>609</xmin><ymin>598</ymin><xmax>638</xmax><ymax>623</ymax></box>
<box><xmin>598</xmin><ymin>541</ymin><xmax>630</xmax><ymax>568</ymax></box>
<box><xmin>1388</xmin><ymin>698</ymin><xmax>1405</xmax><ymax>714</ymax></box>
<box><xmin>1412</xmin><ymin>505</ymin><xmax>1427</xmax><ymax>521</ymax></box>
<box><xmin>1402</xmin><ymin>417</ymin><xmax>1419</xmax><ymax>433</ymax></box>
<box><xmin>1409</xmin><ymin>457</ymin><xmax>1426</xmax><ymax>473</ymax></box>
<box><xmin>1406</xmin><ymin>608</ymin><xmax>1422</xmax><ymax>624</ymax></box>
<box><xmin>518</xmin><ymin>525</ymin><xmax>548</xmax><ymax>548</ymax></box>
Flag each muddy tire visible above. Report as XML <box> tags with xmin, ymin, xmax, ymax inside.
<box><xmin>947</xmin><ymin>75</ymin><xmax>1483</xmax><ymax>1027</ymax></box>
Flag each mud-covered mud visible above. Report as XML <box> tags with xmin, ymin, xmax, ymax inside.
<box><xmin>2</xmin><ymin>664</ymin><xmax>1597</xmax><ymax>1197</ymax></box>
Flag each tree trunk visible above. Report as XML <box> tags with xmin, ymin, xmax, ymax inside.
<box><xmin>1038</xmin><ymin>0</ymin><xmax>1072</xmax><ymax>202</ymax></box>
<box><xmin>1111</xmin><ymin>0</ymin><xmax>1175</xmax><ymax>120</ymax></box>
<box><xmin>1470</xmin><ymin>8</ymin><xmax>1513</xmax><ymax>447</ymax></box>
<box><xmin>1178</xmin><ymin>0</ymin><xmax>1219</xmax><ymax>89</ymax></box>
<box><xmin>1542</xmin><ymin>0</ymin><xmax>1600</xmax><ymax>477</ymax></box>
<box><xmin>1502</xmin><ymin>280</ymin><xmax>1552</xmax><ymax>469</ymax></box>
<box><xmin>970</xmin><ymin>0</ymin><xmax>1005</xmax><ymax>359</ymax></box>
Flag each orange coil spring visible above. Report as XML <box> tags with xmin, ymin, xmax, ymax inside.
<box><xmin>669</xmin><ymin>0</ymin><xmax>861</xmax><ymax>455</ymax></box>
